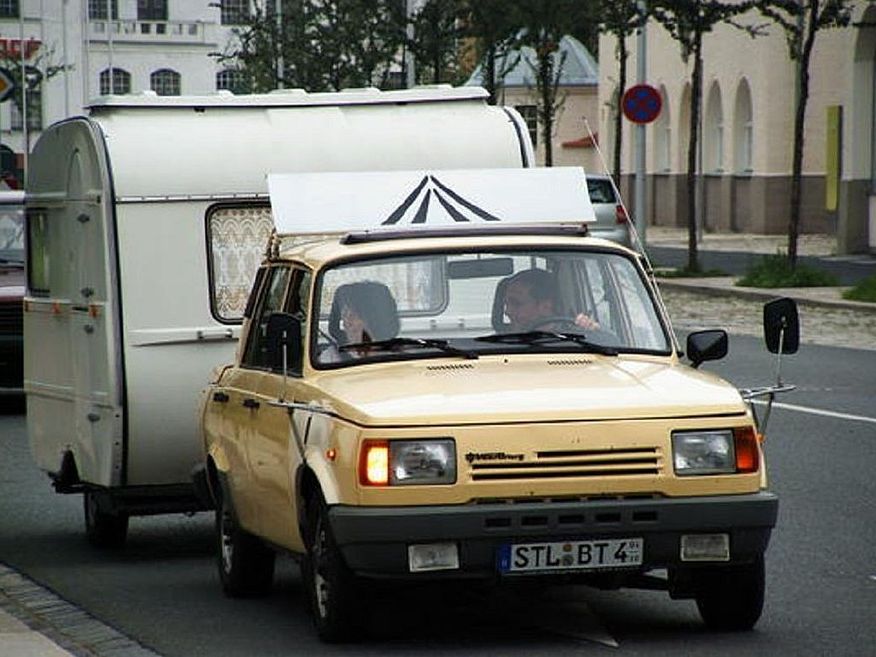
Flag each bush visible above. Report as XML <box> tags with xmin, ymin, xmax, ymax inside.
<box><xmin>737</xmin><ymin>253</ymin><xmax>839</xmax><ymax>288</ymax></box>
<box><xmin>843</xmin><ymin>274</ymin><xmax>876</xmax><ymax>303</ymax></box>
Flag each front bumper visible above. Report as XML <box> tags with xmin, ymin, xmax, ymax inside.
<box><xmin>329</xmin><ymin>492</ymin><xmax>778</xmax><ymax>579</ymax></box>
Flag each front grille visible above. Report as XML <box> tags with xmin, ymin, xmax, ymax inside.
<box><xmin>0</xmin><ymin>300</ymin><xmax>22</xmax><ymax>335</ymax></box>
<box><xmin>469</xmin><ymin>447</ymin><xmax>661</xmax><ymax>481</ymax></box>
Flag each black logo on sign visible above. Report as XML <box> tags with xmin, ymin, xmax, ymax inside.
<box><xmin>382</xmin><ymin>175</ymin><xmax>502</xmax><ymax>225</ymax></box>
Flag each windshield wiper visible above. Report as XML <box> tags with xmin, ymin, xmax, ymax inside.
<box><xmin>339</xmin><ymin>336</ymin><xmax>479</xmax><ymax>360</ymax></box>
<box><xmin>474</xmin><ymin>330</ymin><xmax>618</xmax><ymax>356</ymax></box>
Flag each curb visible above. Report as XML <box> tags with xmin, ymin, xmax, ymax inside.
<box><xmin>656</xmin><ymin>278</ymin><xmax>876</xmax><ymax>315</ymax></box>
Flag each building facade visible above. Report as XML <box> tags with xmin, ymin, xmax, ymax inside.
<box><xmin>0</xmin><ymin>0</ymin><xmax>244</xmax><ymax>185</ymax></box>
<box><xmin>599</xmin><ymin>1</ymin><xmax>875</xmax><ymax>254</ymax></box>
<box><xmin>467</xmin><ymin>35</ymin><xmax>602</xmax><ymax>172</ymax></box>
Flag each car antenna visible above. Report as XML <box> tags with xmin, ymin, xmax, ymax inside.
<box><xmin>583</xmin><ymin>118</ymin><xmax>650</xmax><ymax>270</ymax></box>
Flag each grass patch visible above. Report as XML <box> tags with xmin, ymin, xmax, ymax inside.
<box><xmin>655</xmin><ymin>267</ymin><xmax>727</xmax><ymax>278</ymax></box>
<box><xmin>843</xmin><ymin>274</ymin><xmax>876</xmax><ymax>302</ymax></box>
<box><xmin>737</xmin><ymin>253</ymin><xmax>839</xmax><ymax>288</ymax></box>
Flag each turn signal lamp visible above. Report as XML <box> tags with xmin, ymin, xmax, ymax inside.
<box><xmin>360</xmin><ymin>441</ymin><xmax>389</xmax><ymax>485</ymax></box>
<box><xmin>734</xmin><ymin>426</ymin><xmax>760</xmax><ymax>473</ymax></box>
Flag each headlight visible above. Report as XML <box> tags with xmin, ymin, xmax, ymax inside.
<box><xmin>672</xmin><ymin>430</ymin><xmax>735</xmax><ymax>476</ymax></box>
<box><xmin>360</xmin><ymin>439</ymin><xmax>457</xmax><ymax>486</ymax></box>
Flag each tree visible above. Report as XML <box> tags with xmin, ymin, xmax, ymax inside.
<box><xmin>517</xmin><ymin>0</ymin><xmax>593</xmax><ymax>166</ymax></box>
<box><xmin>756</xmin><ymin>0</ymin><xmax>853</xmax><ymax>267</ymax></box>
<box><xmin>0</xmin><ymin>42</ymin><xmax>69</xmax><ymax>162</ymax></box>
<box><xmin>652</xmin><ymin>0</ymin><xmax>758</xmax><ymax>272</ymax></box>
<box><xmin>221</xmin><ymin>0</ymin><xmax>405</xmax><ymax>93</ymax></box>
<box><xmin>407</xmin><ymin>0</ymin><xmax>463</xmax><ymax>85</ymax></box>
<box><xmin>458</xmin><ymin>0</ymin><xmax>523</xmax><ymax>104</ymax></box>
<box><xmin>307</xmin><ymin>0</ymin><xmax>406</xmax><ymax>90</ymax></box>
<box><xmin>598</xmin><ymin>0</ymin><xmax>649</xmax><ymax>186</ymax></box>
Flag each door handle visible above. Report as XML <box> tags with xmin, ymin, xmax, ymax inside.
<box><xmin>212</xmin><ymin>391</ymin><xmax>229</xmax><ymax>403</ymax></box>
<box><xmin>242</xmin><ymin>398</ymin><xmax>260</xmax><ymax>410</ymax></box>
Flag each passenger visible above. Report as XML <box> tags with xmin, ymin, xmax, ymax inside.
<box><xmin>324</xmin><ymin>281</ymin><xmax>399</xmax><ymax>361</ymax></box>
<box><xmin>501</xmin><ymin>269</ymin><xmax>599</xmax><ymax>332</ymax></box>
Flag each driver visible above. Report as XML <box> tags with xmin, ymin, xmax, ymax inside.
<box><xmin>503</xmin><ymin>269</ymin><xmax>599</xmax><ymax>332</ymax></box>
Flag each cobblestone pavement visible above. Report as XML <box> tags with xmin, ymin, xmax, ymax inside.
<box><xmin>662</xmin><ymin>288</ymin><xmax>876</xmax><ymax>352</ymax></box>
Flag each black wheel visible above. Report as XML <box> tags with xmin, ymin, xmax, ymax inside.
<box><xmin>84</xmin><ymin>490</ymin><xmax>128</xmax><ymax>549</ymax></box>
<box><xmin>694</xmin><ymin>556</ymin><xmax>765</xmax><ymax>631</ymax></box>
<box><xmin>216</xmin><ymin>492</ymin><xmax>275</xmax><ymax>597</ymax></box>
<box><xmin>301</xmin><ymin>492</ymin><xmax>359</xmax><ymax>643</ymax></box>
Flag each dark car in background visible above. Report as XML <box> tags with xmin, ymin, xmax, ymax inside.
<box><xmin>586</xmin><ymin>173</ymin><xmax>633</xmax><ymax>249</ymax></box>
<box><xmin>0</xmin><ymin>190</ymin><xmax>25</xmax><ymax>408</ymax></box>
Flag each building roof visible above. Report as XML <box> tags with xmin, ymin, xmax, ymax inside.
<box><xmin>466</xmin><ymin>35</ymin><xmax>598</xmax><ymax>89</ymax></box>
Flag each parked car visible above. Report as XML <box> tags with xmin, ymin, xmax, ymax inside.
<box><xmin>0</xmin><ymin>190</ymin><xmax>25</xmax><ymax>409</ymax></box>
<box><xmin>586</xmin><ymin>173</ymin><xmax>632</xmax><ymax>248</ymax></box>
<box><xmin>195</xmin><ymin>168</ymin><xmax>791</xmax><ymax>643</ymax></box>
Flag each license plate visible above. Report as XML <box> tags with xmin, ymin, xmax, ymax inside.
<box><xmin>499</xmin><ymin>538</ymin><xmax>643</xmax><ymax>574</ymax></box>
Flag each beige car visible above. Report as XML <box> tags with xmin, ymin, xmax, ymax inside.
<box><xmin>196</xmin><ymin>226</ymin><xmax>789</xmax><ymax>642</ymax></box>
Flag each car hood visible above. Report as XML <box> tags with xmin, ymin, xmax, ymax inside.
<box><xmin>309</xmin><ymin>355</ymin><xmax>746</xmax><ymax>427</ymax></box>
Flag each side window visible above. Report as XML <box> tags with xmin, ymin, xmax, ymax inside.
<box><xmin>241</xmin><ymin>267</ymin><xmax>291</xmax><ymax>370</ymax></box>
<box><xmin>26</xmin><ymin>210</ymin><xmax>49</xmax><ymax>296</ymax></box>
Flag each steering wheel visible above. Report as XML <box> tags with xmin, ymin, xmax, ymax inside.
<box><xmin>527</xmin><ymin>316</ymin><xmax>580</xmax><ymax>331</ymax></box>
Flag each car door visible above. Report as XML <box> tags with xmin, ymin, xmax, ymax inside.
<box><xmin>246</xmin><ymin>267</ymin><xmax>312</xmax><ymax>550</ymax></box>
<box><xmin>215</xmin><ymin>265</ymin><xmax>292</xmax><ymax>533</ymax></box>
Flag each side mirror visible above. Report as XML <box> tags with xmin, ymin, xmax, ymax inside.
<box><xmin>266</xmin><ymin>311</ymin><xmax>302</xmax><ymax>373</ymax></box>
<box><xmin>764</xmin><ymin>298</ymin><xmax>799</xmax><ymax>354</ymax></box>
<box><xmin>686</xmin><ymin>329</ymin><xmax>728</xmax><ymax>369</ymax></box>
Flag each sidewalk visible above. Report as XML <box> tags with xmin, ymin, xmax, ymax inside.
<box><xmin>644</xmin><ymin>227</ymin><xmax>876</xmax><ymax>315</ymax></box>
<box><xmin>0</xmin><ymin>563</ymin><xmax>161</xmax><ymax>657</ymax></box>
<box><xmin>0</xmin><ymin>608</ymin><xmax>74</xmax><ymax>657</ymax></box>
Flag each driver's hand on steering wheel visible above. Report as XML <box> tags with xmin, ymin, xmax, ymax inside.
<box><xmin>574</xmin><ymin>313</ymin><xmax>600</xmax><ymax>330</ymax></box>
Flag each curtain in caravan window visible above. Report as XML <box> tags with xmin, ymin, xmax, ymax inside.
<box><xmin>208</xmin><ymin>205</ymin><xmax>273</xmax><ymax>322</ymax></box>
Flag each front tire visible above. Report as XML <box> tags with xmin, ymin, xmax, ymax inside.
<box><xmin>216</xmin><ymin>493</ymin><xmax>275</xmax><ymax>597</ymax></box>
<box><xmin>302</xmin><ymin>492</ymin><xmax>359</xmax><ymax>643</ymax></box>
<box><xmin>694</xmin><ymin>556</ymin><xmax>765</xmax><ymax>631</ymax></box>
<box><xmin>84</xmin><ymin>490</ymin><xmax>128</xmax><ymax>549</ymax></box>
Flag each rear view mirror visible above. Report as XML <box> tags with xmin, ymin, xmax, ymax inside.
<box><xmin>764</xmin><ymin>298</ymin><xmax>799</xmax><ymax>355</ymax></box>
<box><xmin>686</xmin><ymin>330</ymin><xmax>728</xmax><ymax>369</ymax></box>
<box><xmin>448</xmin><ymin>257</ymin><xmax>514</xmax><ymax>279</ymax></box>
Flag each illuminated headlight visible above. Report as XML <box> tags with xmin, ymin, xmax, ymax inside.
<box><xmin>360</xmin><ymin>439</ymin><xmax>456</xmax><ymax>486</ymax></box>
<box><xmin>672</xmin><ymin>430</ymin><xmax>735</xmax><ymax>476</ymax></box>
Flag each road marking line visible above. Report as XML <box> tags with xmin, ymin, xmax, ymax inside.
<box><xmin>752</xmin><ymin>400</ymin><xmax>876</xmax><ymax>425</ymax></box>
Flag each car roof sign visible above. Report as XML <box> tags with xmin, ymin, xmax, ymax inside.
<box><xmin>268</xmin><ymin>167</ymin><xmax>595</xmax><ymax>235</ymax></box>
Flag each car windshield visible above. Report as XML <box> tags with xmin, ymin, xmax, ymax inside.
<box><xmin>0</xmin><ymin>203</ymin><xmax>24</xmax><ymax>265</ymax></box>
<box><xmin>586</xmin><ymin>178</ymin><xmax>617</xmax><ymax>204</ymax></box>
<box><xmin>312</xmin><ymin>247</ymin><xmax>671</xmax><ymax>366</ymax></box>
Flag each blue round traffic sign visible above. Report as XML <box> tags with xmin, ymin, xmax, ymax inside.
<box><xmin>622</xmin><ymin>84</ymin><xmax>662</xmax><ymax>124</ymax></box>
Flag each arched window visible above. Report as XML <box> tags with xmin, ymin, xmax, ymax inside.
<box><xmin>654</xmin><ymin>85</ymin><xmax>671</xmax><ymax>172</ymax></box>
<box><xmin>216</xmin><ymin>69</ymin><xmax>249</xmax><ymax>94</ymax></box>
<box><xmin>733</xmin><ymin>79</ymin><xmax>754</xmax><ymax>173</ymax></box>
<box><xmin>704</xmin><ymin>82</ymin><xmax>724</xmax><ymax>173</ymax></box>
<box><xmin>678</xmin><ymin>84</ymin><xmax>691</xmax><ymax>172</ymax></box>
<box><xmin>99</xmin><ymin>67</ymin><xmax>131</xmax><ymax>95</ymax></box>
<box><xmin>151</xmin><ymin>69</ymin><xmax>181</xmax><ymax>96</ymax></box>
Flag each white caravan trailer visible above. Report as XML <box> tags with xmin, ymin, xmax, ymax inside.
<box><xmin>24</xmin><ymin>87</ymin><xmax>534</xmax><ymax>547</ymax></box>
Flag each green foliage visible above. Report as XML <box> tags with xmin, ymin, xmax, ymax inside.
<box><xmin>737</xmin><ymin>253</ymin><xmax>839</xmax><ymax>288</ymax></box>
<box><xmin>843</xmin><ymin>274</ymin><xmax>876</xmax><ymax>303</ymax></box>
<box><xmin>408</xmin><ymin>0</ymin><xmax>463</xmax><ymax>85</ymax></box>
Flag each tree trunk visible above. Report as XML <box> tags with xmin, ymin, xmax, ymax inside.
<box><xmin>485</xmin><ymin>46</ymin><xmax>497</xmax><ymax>105</ymax></box>
<box><xmin>540</xmin><ymin>49</ymin><xmax>554</xmax><ymax>166</ymax></box>
<box><xmin>686</xmin><ymin>33</ymin><xmax>703</xmax><ymax>273</ymax></box>
<box><xmin>613</xmin><ymin>36</ymin><xmax>628</xmax><ymax>187</ymax></box>
<box><xmin>789</xmin><ymin>1</ymin><xmax>818</xmax><ymax>268</ymax></box>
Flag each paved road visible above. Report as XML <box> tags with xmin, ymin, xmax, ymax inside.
<box><xmin>1</xmin><ymin>335</ymin><xmax>875</xmax><ymax>656</ymax></box>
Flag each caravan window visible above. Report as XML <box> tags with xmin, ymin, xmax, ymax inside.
<box><xmin>206</xmin><ymin>204</ymin><xmax>273</xmax><ymax>323</ymax></box>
